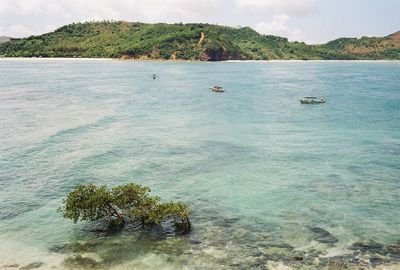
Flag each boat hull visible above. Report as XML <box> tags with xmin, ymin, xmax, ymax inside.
<box><xmin>300</xmin><ymin>100</ymin><xmax>325</xmax><ymax>104</ymax></box>
<box><xmin>210</xmin><ymin>87</ymin><xmax>225</xmax><ymax>93</ymax></box>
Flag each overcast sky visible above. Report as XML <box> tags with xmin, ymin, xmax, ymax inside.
<box><xmin>0</xmin><ymin>0</ymin><xmax>399</xmax><ymax>43</ymax></box>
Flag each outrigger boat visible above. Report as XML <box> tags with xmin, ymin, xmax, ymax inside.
<box><xmin>300</xmin><ymin>96</ymin><xmax>325</xmax><ymax>104</ymax></box>
<box><xmin>210</xmin><ymin>86</ymin><xmax>225</xmax><ymax>93</ymax></box>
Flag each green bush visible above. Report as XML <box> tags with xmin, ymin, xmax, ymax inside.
<box><xmin>59</xmin><ymin>183</ymin><xmax>191</xmax><ymax>232</ymax></box>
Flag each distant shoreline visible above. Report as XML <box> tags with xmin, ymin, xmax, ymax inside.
<box><xmin>1</xmin><ymin>22</ymin><xmax>399</xmax><ymax>61</ymax></box>
<box><xmin>0</xmin><ymin>57</ymin><xmax>113</xmax><ymax>61</ymax></box>
<box><xmin>1</xmin><ymin>57</ymin><xmax>400</xmax><ymax>63</ymax></box>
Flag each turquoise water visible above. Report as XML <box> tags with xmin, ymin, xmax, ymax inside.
<box><xmin>0</xmin><ymin>59</ymin><xmax>399</xmax><ymax>269</ymax></box>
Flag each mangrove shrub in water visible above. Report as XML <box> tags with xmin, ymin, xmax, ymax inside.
<box><xmin>59</xmin><ymin>183</ymin><xmax>191</xmax><ymax>231</ymax></box>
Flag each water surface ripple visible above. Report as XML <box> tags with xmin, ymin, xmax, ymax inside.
<box><xmin>0</xmin><ymin>59</ymin><xmax>399</xmax><ymax>269</ymax></box>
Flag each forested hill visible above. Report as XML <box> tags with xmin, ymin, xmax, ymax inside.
<box><xmin>0</xmin><ymin>21</ymin><xmax>399</xmax><ymax>60</ymax></box>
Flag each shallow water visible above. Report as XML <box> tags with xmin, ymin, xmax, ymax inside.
<box><xmin>0</xmin><ymin>59</ymin><xmax>399</xmax><ymax>269</ymax></box>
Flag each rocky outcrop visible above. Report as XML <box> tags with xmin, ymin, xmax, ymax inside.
<box><xmin>200</xmin><ymin>47</ymin><xmax>246</xmax><ymax>61</ymax></box>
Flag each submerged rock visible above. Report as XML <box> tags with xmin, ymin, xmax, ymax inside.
<box><xmin>49</xmin><ymin>240</ymin><xmax>102</xmax><ymax>254</ymax></box>
<box><xmin>49</xmin><ymin>243</ymin><xmax>72</xmax><ymax>254</ymax></box>
<box><xmin>310</xmin><ymin>227</ymin><xmax>338</xmax><ymax>244</ymax></box>
<box><xmin>349</xmin><ymin>241</ymin><xmax>385</xmax><ymax>254</ymax></box>
<box><xmin>19</xmin><ymin>262</ymin><xmax>43</xmax><ymax>269</ymax></box>
<box><xmin>269</xmin><ymin>243</ymin><xmax>294</xmax><ymax>250</ymax></box>
<box><xmin>3</xmin><ymin>264</ymin><xmax>19</xmax><ymax>268</ymax></box>
<box><xmin>189</xmin><ymin>238</ymin><xmax>202</xmax><ymax>245</ymax></box>
<box><xmin>293</xmin><ymin>255</ymin><xmax>304</xmax><ymax>261</ymax></box>
<box><xmin>257</xmin><ymin>243</ymin><xmax>312</xmax><ymax>267</ymax></box>
<box><xmin>327</xmin><ymin>258</ymin><xmax>346</xmax><ymax>270</ymax></box>
<box><xmin>63</xmin><ymin>255</ymin><xmax>103</xmax><ymax>269</ymax></box>
<box><xmin>387</xmin><ymin>242</ymin><xmax>400</xmax><ymax>258</ymax></box>
<box><xmin>369</xmin><ymin>257</ymin><xmax>385</xmax><ymax>267</ymax></box>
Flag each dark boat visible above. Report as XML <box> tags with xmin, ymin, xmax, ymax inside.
<box><xmin>210</xmin><ymin>86</ymin><xmax>225</xmax><ymax>93</ymax></box>
<box><xmin>300</xmin><ymin>97</ymin><xmax>325</xmax><ymax>104</ymax></box>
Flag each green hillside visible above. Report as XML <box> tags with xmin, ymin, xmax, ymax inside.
<box><xmin>0</xmin><ymin>21</ymin><xmax>399</xmax><ymax>60</ymax></box>
<box><xmin>321</xmin><ymin>31</ymin><xmax>400</xmax><ymax>59</ymax></box>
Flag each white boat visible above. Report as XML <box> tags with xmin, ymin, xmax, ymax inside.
<box><xmin>210</xmin><ymin>86</ymin><xmax>225</xmax><ymax>93</ymax></box>
<box><xmin>300</xmin><ymin>97</ymin><xmax>326</xmax><ymax>104</ymax></box>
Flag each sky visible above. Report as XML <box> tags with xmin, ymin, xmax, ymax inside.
<box><xmin>0</xmin><ymin>0</ymin><xmax>399</xmax><ymax>44</ymax></box>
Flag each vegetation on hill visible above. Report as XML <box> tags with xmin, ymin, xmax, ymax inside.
<box><xmin>59</xmin><ymin>183</ymin><xmax>191</xmax><ymax>232</ymax></box>
<box><xmin>0</xmin><ymin>21</ymin><xmax>399</xmax><ymax>60</ymax></box>
<box><xmin>321</xmin><ymin>31</ymin><xmax>400</xmax><ymax>59</ymax></box>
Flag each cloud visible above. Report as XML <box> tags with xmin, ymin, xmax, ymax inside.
<box><xmin>255</xmin><ymin>14</ymin><xmax>302</xmax><ymax>41</ymax></box>
<box><xmin>236</xmin><ymin>0</ymin><xmax>315</xmax><ymax>15</ymax></box>
<box><xmin>4</xmin><ymin>25</ymin><xmax>33</xmax><ymax>37</ymax></box>
<box><xmin>0</xmin><ymin>0</ymin><xmax>223</xmax><ymax>37</ymax></box>
<box><xmin>0</xmin><ymin>0</ymin><xmax>42</xmax><ymax>15</ymax></box>
<box><xmin>0</xmin><ymin>0</ymin><xmax>219</xmax><ymax>21</ymax></box>
<box><xmin>0</xmin><ymin>0</ymin><xmax>314</xmax><ymax>40</ymax></box>
<box><xmin>1</xmin><ymin>24</ymin><xmax>57</xmax><ymax>38</ymax></box>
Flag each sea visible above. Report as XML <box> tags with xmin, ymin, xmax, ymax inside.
<box><xmin>0</xmin><ymin>59</ymin><xmax>399</xmax><ymax>269</ymax></box>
